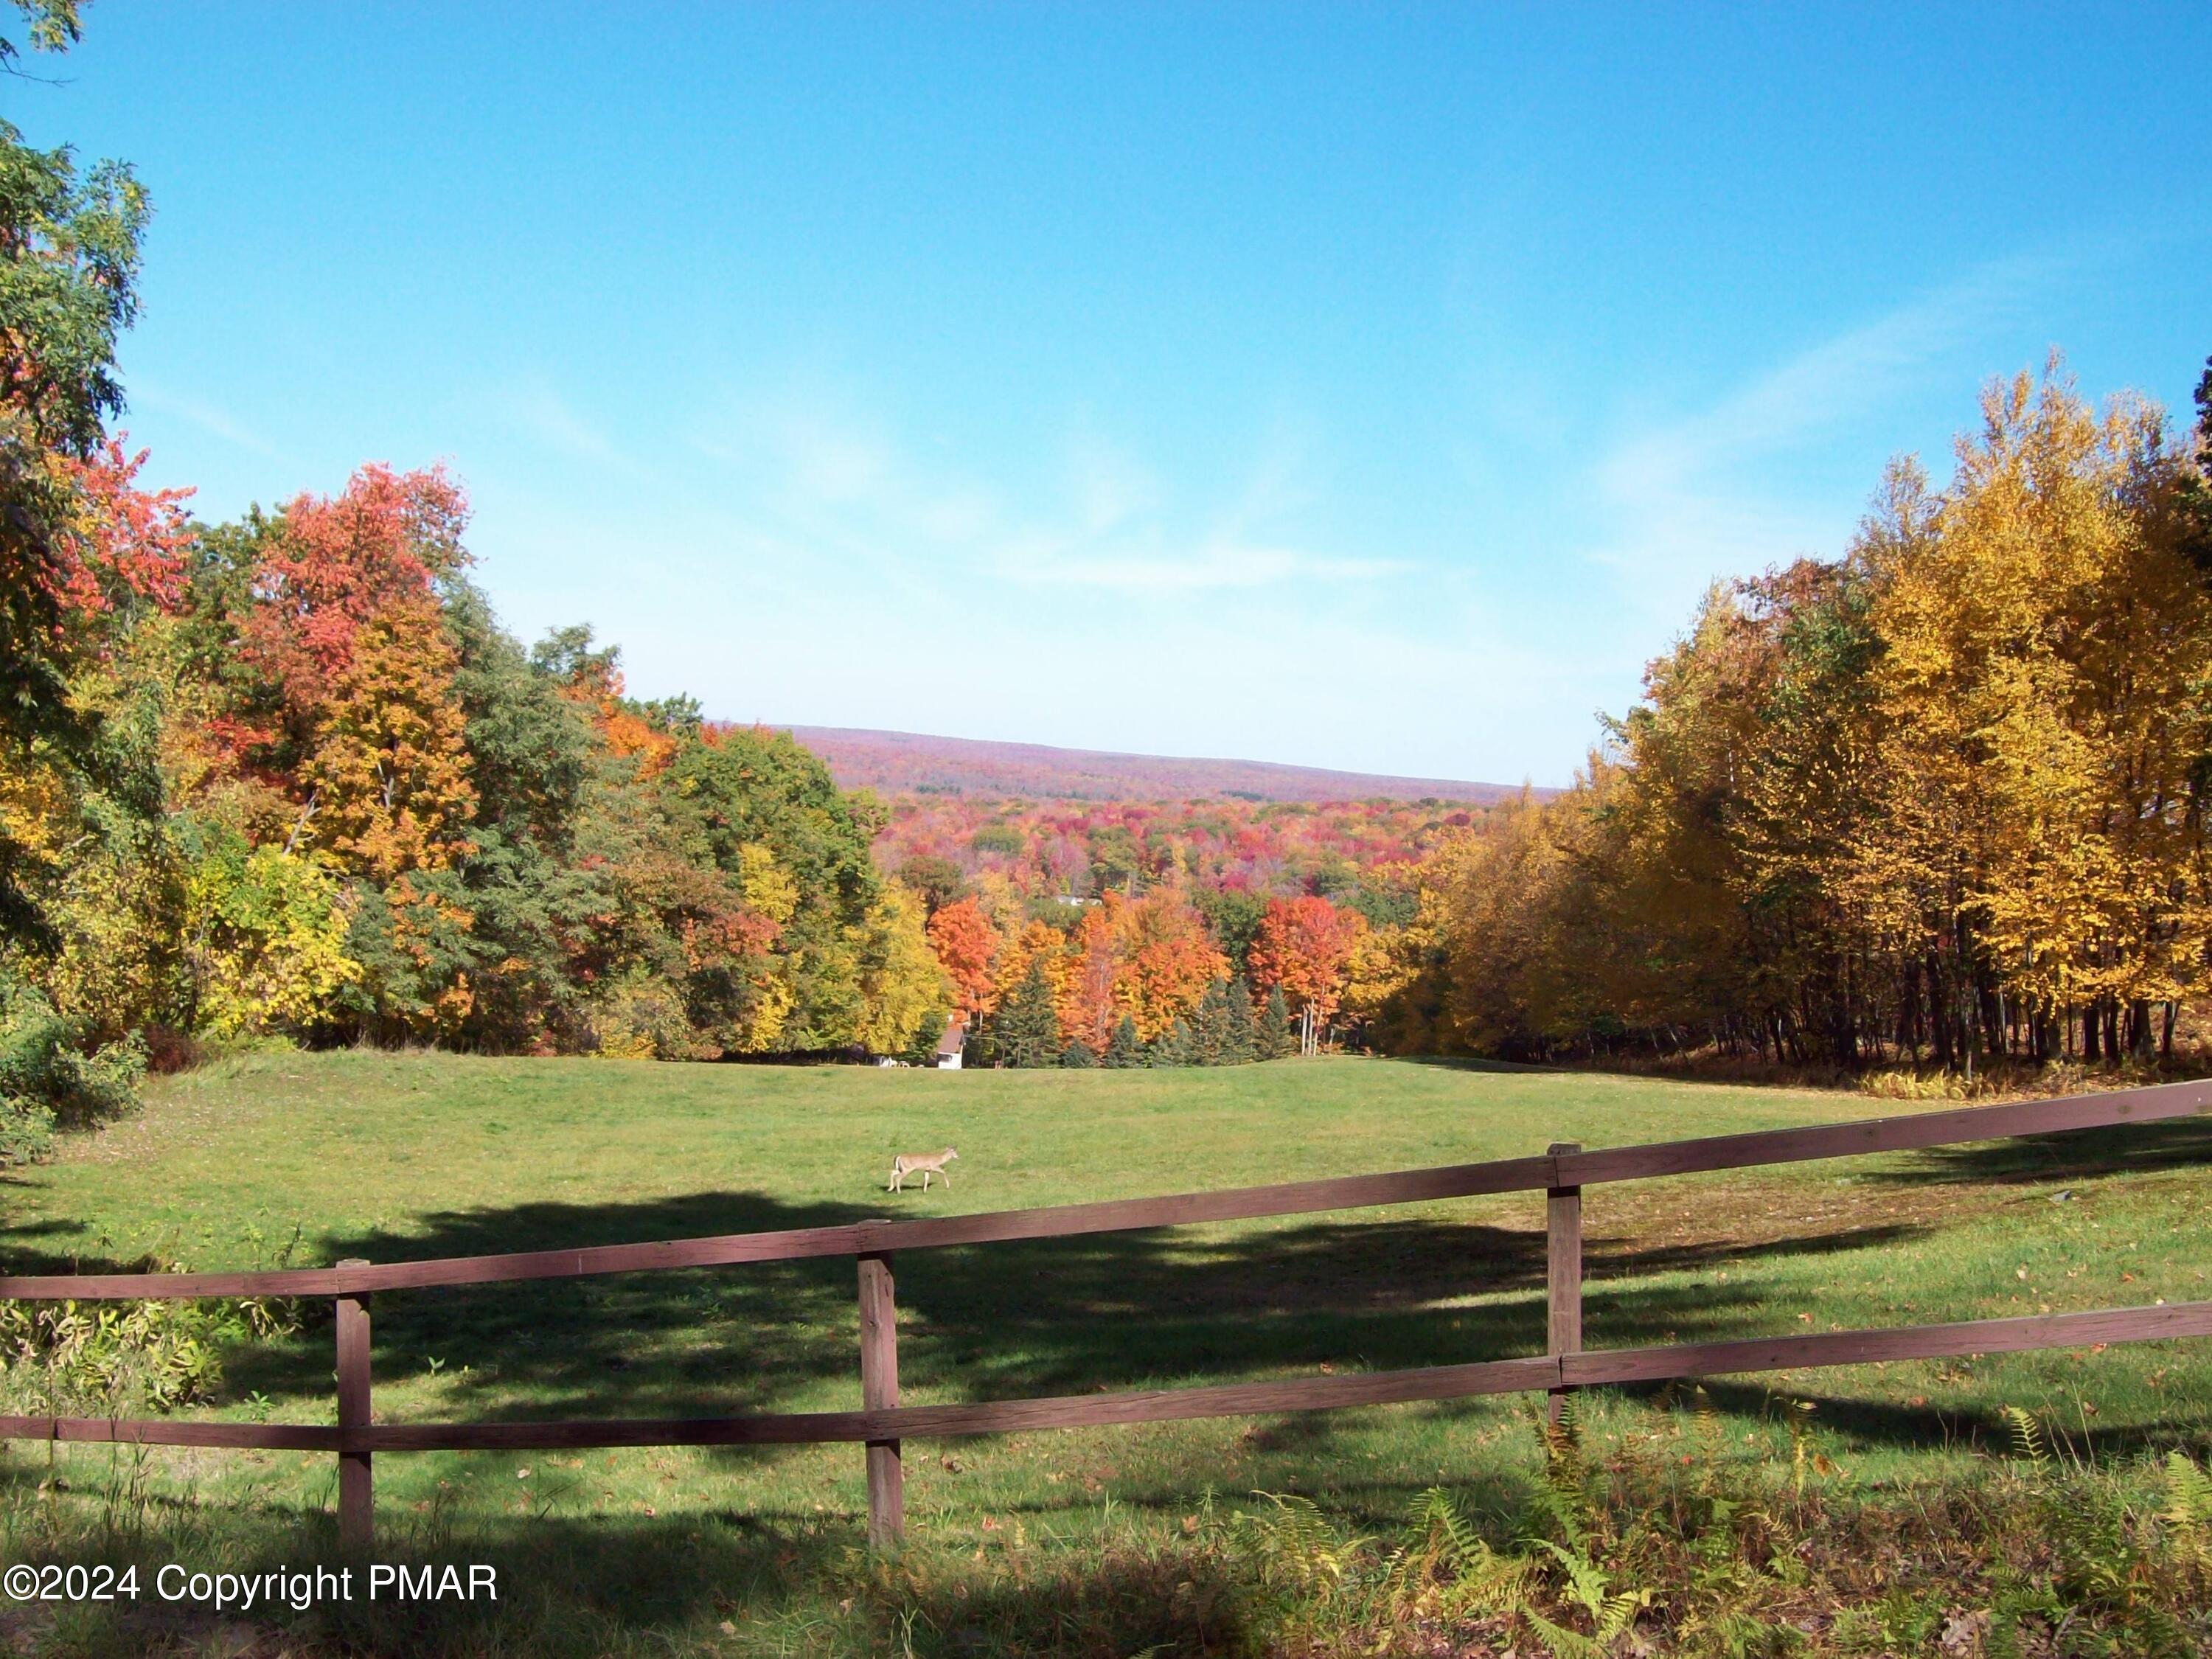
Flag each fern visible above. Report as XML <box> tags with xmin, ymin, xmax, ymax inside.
<box><xmin>1521</xmin><ymin>1607</ymin><xmax>1609</xmax><ymax>1659</ymax></box>
<box><xmin>2162</xmin><ymin>1450</ymin><xmax>2211</xmax><ymax>1569</ymax></box>
<box><xmin>1529</xmin><ymin>1397</ymin><xmax>1597</xmax><ymax>1551</ymax></box>
<box><xmin>1228</xmin><ymin>1492</ymin><xmax>1368</xmax><ymax>1599</ymax></box>
<box><xmin>1518</xmin><ymin>1539</ymin><xmax>1651</xmax><ymax>1659</ymax></box>
<box><xmin>2163</xmin><ymin>1451</ymin><xmax>2211</xmax><ymax>1534</ymax></box>
<box><xmin>2003</xmin><ymin>1404</ymin><xmax>2048</xmax><ymax>1470</ymax></box>
<box><xmin>1385</xmin><ymin>1486</ymin><xmax>1533</xmax><ymax>1621</ymax></box>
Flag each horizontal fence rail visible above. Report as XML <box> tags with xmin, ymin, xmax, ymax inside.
<box><xmin>9</xmin><ymin>1301</ymin><xmax>2210</xmax><ymax>1456</ymax></box>
<box><xmin>1</xmin><ymin>1077</ymin><xmax>2207</xmax><ymax>1548</ymax></box>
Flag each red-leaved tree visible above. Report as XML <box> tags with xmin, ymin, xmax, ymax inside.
<box><xmin>243</xmin><ymin>463</ymin><xmax>469</xmax><ymax>728</ymax></box>
<box><xmin>1248</xmin><ymin>895</ymin><xmax>1364</xmax><ymax>1021</ymax></box>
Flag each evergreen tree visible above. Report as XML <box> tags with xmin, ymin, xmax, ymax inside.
<box><xmin>1102</xmin><ymin>1015</ymin><xmax>1142</xmax><ymax>1068</ymax></box>
<box><xmin>992</xmin><ymin>958</ymin><xmax>1061</xmax><ymax>1068</ymax></box>
<box><xmin>1223</xmin><ymin>975</ymin><xmax>1258</xmax><ymax>1063</ymax></box>
<box><xmin>1258</xmin><ymin>984</ymin><xmax>1294</xmax><ymax>1059</ymax></box>
<box><xmin>1059</xmin><ymin>1037</ymin><xmax>1098</xmax><ymax>1068</ymax></box>
<box><xmin>1148</xmin><ymin>1015</ymin><xmax>1194</xmax><ymax>1068</ymax></box>
<box><xmin>1191</xmin><ymin>977</ymin><xmax>1231</xmax><ymax>1065</ymax></box>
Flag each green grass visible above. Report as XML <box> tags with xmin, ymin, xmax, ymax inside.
<box><xmin>1</xmin><ymin>1049</ymin><xmax>2208</xmax><ymax>1655</ymax></box>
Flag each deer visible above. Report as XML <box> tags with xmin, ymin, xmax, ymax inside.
<box><xmin>886</xmin><ymin>1147</ymin><xmax>958</xmax><ymax>1193</ymax></box>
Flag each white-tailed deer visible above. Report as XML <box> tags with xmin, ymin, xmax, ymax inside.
<box><xmin>886</xmin><ymin>1147</ymin><xmax>958</xmax><ymax>1192</ymax></box>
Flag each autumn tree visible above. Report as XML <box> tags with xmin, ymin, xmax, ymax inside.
<box><xmin>1248</xmin><ymin>895</ymin><xmax>1364</xmax><ymax>1026</ymax></box>
<box><xmin>926</xmin><ymin>896</ymin><xmax>999</xmax><ymax>1015</ymax></box>
<box><xmin>852</xmin><ymin>884</ymin><xmax>950</xmax><ymax>1057</ymax></box>
<box><xmin>1118</xmin><ymin>892</ymin><xmax>1227</xmax><ymax>1040</ymax></box>
<box><xmin>304</xmin><ymin>598</ymin><xmax>476</xmax><ymax>883</ymax></box>
<box><xmin>0</xmin><ymin>21</ymin><xmax>153</xmax><ymax>945</ymax></box>
<box><xmin>1396</xmin><ymin>355</ymin><xmax>2212</xmax><ymax>1076</ymax></box>
<box><xmin>242</xmin><ymin>465</ymin><xmax>470</xmax><ymax>748</ymax></box>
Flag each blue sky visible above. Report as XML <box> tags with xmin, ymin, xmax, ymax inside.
<box><xmin>18</xmin><ymin>4</ymin><xmax>2210</xmax><ymax>786</ymax></box>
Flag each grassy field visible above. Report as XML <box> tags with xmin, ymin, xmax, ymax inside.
<box><xmin>1</xmin><ymin>1050</ymin><xmax>2208</xmax><ymax>1655</ymax></box>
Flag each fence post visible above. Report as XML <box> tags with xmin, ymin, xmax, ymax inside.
<box><xmin>857</xmin><ymin>1251</ymin><xmax>902</xmax><ymax>1548</ymax></box>
<box><xmin>1545</xmin><ymin>1144</ymin><xmax>1582</xmax><ymax>1425</ymax></box>
<box><xmin>335</xmin><ymin>1258</ymin><xmax>373</xmax><ymax>1550</ymax></box>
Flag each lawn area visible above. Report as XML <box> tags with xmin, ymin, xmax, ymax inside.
<box><xmin>1</xmin><ymin>1050</ymin><xmax>2208</xmax><ymax>1655</ymax></box>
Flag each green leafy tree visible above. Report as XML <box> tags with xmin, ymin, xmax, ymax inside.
<box><xmin>1197</xmin><ymin>888</ymin><xmax>1266</xmax><ymax>974</ymax></box>
<box><xmin>438</xmin><ymin>588</ymin><xmax>599</xmax><ymax>1050</ymax></box>
<box><xmin>662</xmin><ymin>726</ymin><xmax>883</xmax><ymax>1049</ymax></box>
<box><xmin>1086</xmin><ymin>824</ymin><xmax>1145</xmax><ymax>895</ymax></box>
<box><xmin>895</xmin><ymin>854</ymin><xmax>966</xmax><ymax>917</ymax></box>
<box><xmin>1057</xmin><ymin>1037</ymin><xmax>1098</xmax><ymax>1068</ymax></box>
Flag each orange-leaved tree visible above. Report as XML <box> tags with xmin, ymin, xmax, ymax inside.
<box><xmin>1118</xmin><ymin>891</ymin><xmax>1227</xmax><ymax>1040</ymax></box>
<box><xmin>926</xmin><ymin>895</ymin><xmax>1000</xmax><ymax>1015</ymax></box>
<box><xmin>1248</xmin><ymin>894</ymin><xmax>1364</xmax><ymax>1023</ymax></box>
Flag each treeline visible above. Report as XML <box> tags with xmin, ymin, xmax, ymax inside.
<box><xmin>1381</xmin><ymin>360</ymin><xmax>2212</xmax><ymax>1073</ymax></box>
<box><xmin>984</xmin><ymin>955</ymin><xmax>1301</xmax><ymax>1069</ymax></box>
<box><xmin>7</xmin><ymin>455</ymin><xmax>953</xmax><ymax>1075</ymax></box>
<box><xmin>921</xmin><ymin>886</ymin><xmax>1382</xmax><ymax>1067</ymax></box>
<box><xmin>877</xmin><ymin>792</ymin><xmax>1467</xmax><ymax>915</ymax></box>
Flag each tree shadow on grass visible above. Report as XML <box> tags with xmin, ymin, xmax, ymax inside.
<box><xmin>1874</xmin><ymin>1114</ymin><xmax>2212</xmax><ymax>1188</ymax></box>
<box><xmin>1642</xmin><ymin>1374</ymin><xmax>2212</xmax><ymax>1466</ymax></box>
<box><xmin>189</xmin><ymin>1190</ymin><xmax>1939</xmax><ymax>1439</ymax></box>
<box><xmin>22</xmin><ymin>1177</ymin><xmax>2200</xmax><ymax>1474</ymax></box>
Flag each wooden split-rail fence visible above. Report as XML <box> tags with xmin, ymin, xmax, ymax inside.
<box><xmin>2</xmin><ymin>1080</ymin><xmax>2210</xmax><ymax>1551</ymax></box>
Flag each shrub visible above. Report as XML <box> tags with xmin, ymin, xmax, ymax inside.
<box><xmin>0</xmin><ymin>979</ymin><xmax>146</xmax><ymax>1159</ymax></box>
<box><xmin>0</xmin><ymin>1253</ymin><xmax>301</xmax><ymax>1416</ymax></box>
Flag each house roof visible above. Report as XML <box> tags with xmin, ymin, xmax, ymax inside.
<box><xmin>934</xmin><ymin>1016</ymin><xmax>966</xmax><ymax>1056</ymax></box>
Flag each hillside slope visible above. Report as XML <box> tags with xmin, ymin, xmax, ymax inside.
<box><xmin>779</xmin><ymin>726</ymin><xmax>1537</xmax><ymax>804</ymax></box>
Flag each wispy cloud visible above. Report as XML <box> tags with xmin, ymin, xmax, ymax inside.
<box><xmin>130</xmin><ymin>381</ymin><xmax>279</xmax><ymax>456</ymax></box>
<box><xmin>1580</xmin><ymin>255</ymin><xmax>2065</xmax><ymax>619</ymax></box>
<box><xmin>695</xmin><ymin>398</ymin><xmax>1403</xmax><ymax>597</ymax></box>
<box><xmin>492</xmin><ymin>382</ymin><xmax>639</xmax><ymax>473</ymax></box>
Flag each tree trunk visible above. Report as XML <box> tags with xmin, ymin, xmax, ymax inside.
<box><xmin>2128</xmin><ymin>1000</ymin><xmax>2154</xmax><ymax>1060</ymax></box>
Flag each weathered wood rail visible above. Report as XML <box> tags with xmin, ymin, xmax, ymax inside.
<box><xmin>1</xmin><ymin>1079</ymin><xmax>2206</xmax><ymax>1550</ymax></box>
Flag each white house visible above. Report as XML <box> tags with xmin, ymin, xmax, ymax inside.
<box><xmin>933</xmin><ymin>1015</ymin><xmax>967</xmax><ymax>1070</ymax></box>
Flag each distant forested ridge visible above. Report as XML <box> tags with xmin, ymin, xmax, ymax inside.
<box><xmin>1370</xmin><ymin>359</ymin><xmax>2212</xmax><ymax>1072</ymax></box>
<box><xmin>782</xmin><ymin>726</ymin><xmax>1533</xmax><ymax>805</ymax></box>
